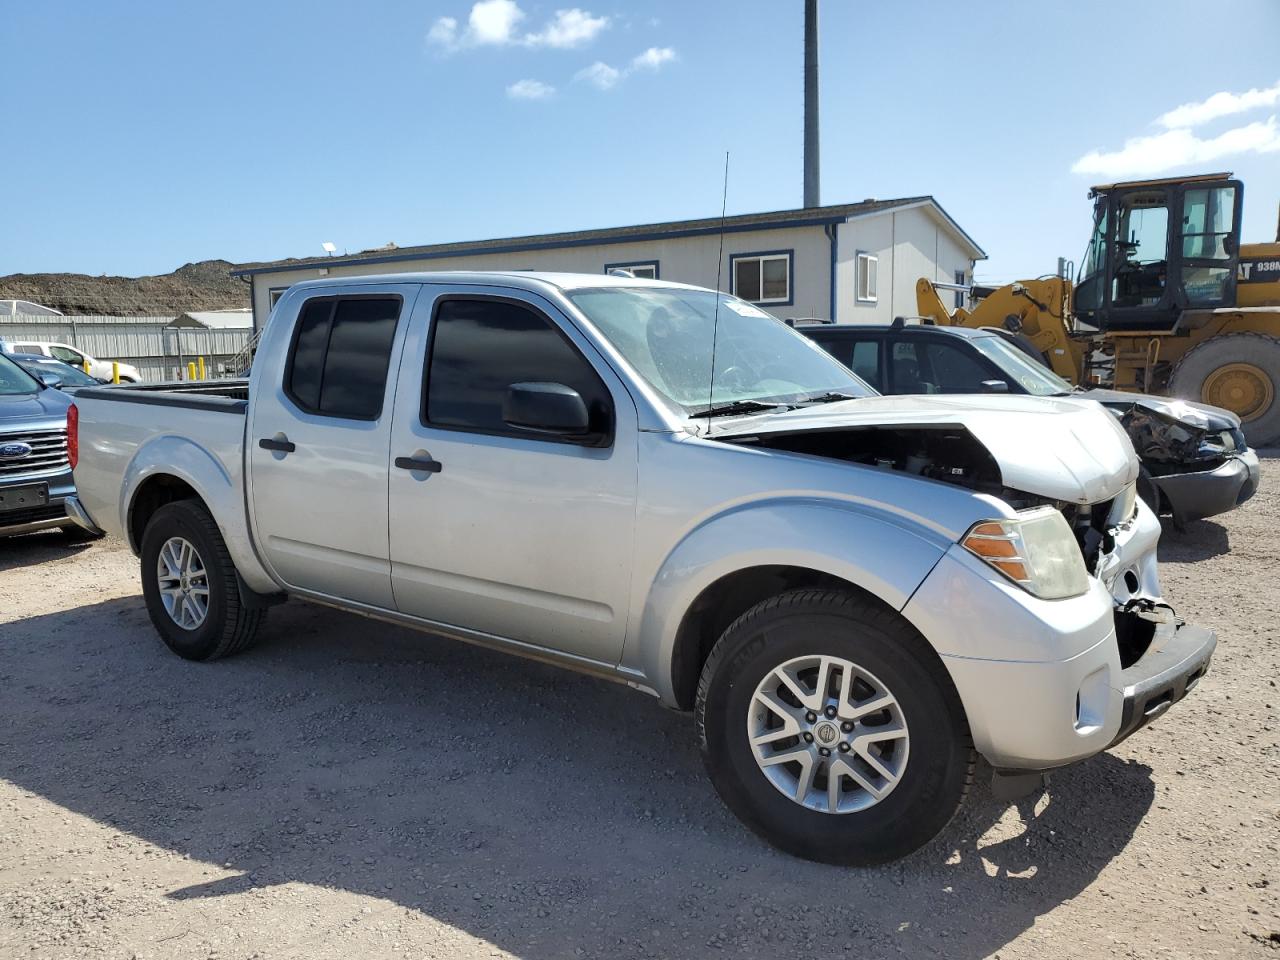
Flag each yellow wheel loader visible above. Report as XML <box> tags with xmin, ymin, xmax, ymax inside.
<box><xmin>917</xmin><ymin>172</ymin><xmax>1280</xmax><ymax>444</ymax></box>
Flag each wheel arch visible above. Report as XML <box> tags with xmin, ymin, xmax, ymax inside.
<box><xmin>630</xmin><ymin>502</ymin><xmax>950</xmax><ymax>710</ymax></box>
<box><xmin>121</xmin><ymin>436</ymin><xmax>277</xmax><ymax>594</ymax></box>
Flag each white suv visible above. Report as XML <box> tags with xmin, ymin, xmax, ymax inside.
<box><xmin>0</xmin><ymin>340</ymin><xmax>141</xmax><ymax>383</ymax></box>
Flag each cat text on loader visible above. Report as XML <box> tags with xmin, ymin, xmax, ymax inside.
<box><xmin>917</xmin><ymin>172</ymin><xmax>1280</xmax><ymax>444</ymax></box>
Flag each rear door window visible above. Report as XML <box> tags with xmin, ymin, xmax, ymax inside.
<box><xmin>285</xmin><ymin>296</ymin><xmax>402</xmax><ymax>420</ymax></box>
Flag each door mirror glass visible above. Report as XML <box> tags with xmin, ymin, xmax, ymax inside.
<box><xmin>503</xmin><ymin>382</ymin><xmax>591</xmax><ymax>437</ymax></box>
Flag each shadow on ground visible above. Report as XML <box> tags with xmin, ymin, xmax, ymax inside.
<box><xmin>0</xmin><ymin>528</ymin><xmax>94</xmax><ymax>573</ymax></box>
<box><xmin>1158</xmin><ymin>518</ymin><xmax>1230</xmax><ymax>563</ymax></box>
<box><xmin>1</xmin><ymin>596</ymin><xmax>1156</xmax><ymax>959</ymax></box>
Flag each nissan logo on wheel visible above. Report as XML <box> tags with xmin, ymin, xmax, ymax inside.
<box><xmin>0</xmin><ymin>442</ymin><xmax>33</xmax><ymax>461</ymax></box>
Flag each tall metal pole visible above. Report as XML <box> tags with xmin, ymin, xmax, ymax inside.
<box><xmin>803</xmin><ymin>0</ymin><xmax>820</xmax><ymax>208</ymax></box>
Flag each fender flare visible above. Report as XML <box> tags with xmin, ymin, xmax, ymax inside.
<box><xmin>121</xmin><ymin>434</ymin><xmax>277</xmax><ymax>594</ymax></box>
<box><xmin>627</xmin><ymin>499</ymin><xmax>951</xmax><ymax>706</ymax></box>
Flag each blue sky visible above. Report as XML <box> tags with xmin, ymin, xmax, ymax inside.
<box><xmin>2</xmin><ymin>0</ymin><xmax>1278</xmax><ymax>285</ymax></box>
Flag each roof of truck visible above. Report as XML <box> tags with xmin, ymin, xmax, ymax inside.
<box><xmin>285</xmin><ymin>271</ymin><xmax>707</xmax><ymax>294</ymax></box>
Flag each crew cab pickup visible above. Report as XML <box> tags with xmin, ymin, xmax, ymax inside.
<box><xmin>69</xmin><ymin>272</ymin><xmax>1216</xmax><ymax>865</ymax></box>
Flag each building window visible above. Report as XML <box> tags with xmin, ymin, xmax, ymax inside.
<box><xmin>954</xmin><ymin>270</ymin><xmax>966</xmax><ymax>309</ymax></box>
<box><xmin>731</xmin><ymin>251</ymin><xmax>792</xmax><ymax>305</ymax></box>
<box><xmin>604</xmin><ymin>261</ymin><xmax>659</xmax><ymax>280</ymax></box>
<box><xmin>269</xmin><ymin>287</ymin><xmax>289</xmax><ymax>309</ymax></box>
<box><xmin>856</xmin><ymin>253</ymin><xmax>878</xmax><ymax>303</ymax></box>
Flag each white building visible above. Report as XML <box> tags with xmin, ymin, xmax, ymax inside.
<box><xmin>232</xmin><ymin>197</ymin><xmax>985</xmax><ymax>331</ymax></box>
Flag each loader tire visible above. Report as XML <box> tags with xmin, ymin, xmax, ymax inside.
<box><xmin>1168</xmin><ymin>332</ymin><xmax>1280</xmax><ymax>446</ymax></box>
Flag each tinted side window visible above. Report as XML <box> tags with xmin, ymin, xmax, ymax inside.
<box><xmin>286</xmin><ymin>296</ymin><xmax>401</xmax><ymax>419</ymax></box>
<box><xmin>917</xmin><ymin>341</ymin><xmax>994</xmax><ymax>393</ymax></box>
<box><xmin>425</xmin><ymin>298</ymin><xmax>612</xmax><ymax>440</ymax></box>
<box><xmin>849</xmin><ymin>340</ymin><xmax>880</xmax><ymax>389</ymax></box>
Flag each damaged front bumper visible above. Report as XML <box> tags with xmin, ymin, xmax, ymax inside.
<box><xmin>1152</xmin><ymin>449</ymin><xmax>1260</xmax><ymax>525</ymax></box>
<box><xmin>907</xmin><ymin>497</ymin><xmax>1216</xmax><ymax>778</ymax></box>
<box><xmin>1108</xmin><ymin>617</ymin><xmax>1216</xmax><ymax>749</ymax></box>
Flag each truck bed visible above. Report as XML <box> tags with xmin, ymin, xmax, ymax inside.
<box><xmin>73</xmin><ymin>379</ymin><xmax>249</xmax><ymax>412</ymax></box>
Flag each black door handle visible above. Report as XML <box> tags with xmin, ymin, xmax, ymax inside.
<box><xmin>395</xmin><ymin>456</ymin><xmax>443</xmax><ymax>474</ymax></box>
<box><xmin>258</xmin><ymin>437</ymin><xmax>296</xmax><ymax>453</ymax></box>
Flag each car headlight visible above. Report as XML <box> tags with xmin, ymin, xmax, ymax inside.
<box><xmin>961</xmin><ymin>506</ymin><xmax>1091</xmax><ymax>600</ymax></box>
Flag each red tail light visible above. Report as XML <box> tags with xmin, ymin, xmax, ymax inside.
<box><xmin>67</xmin><ymin>403</ymin><xmax>79</xmax><ymax>469</ymax></box>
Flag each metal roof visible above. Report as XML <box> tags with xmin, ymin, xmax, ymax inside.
<box><xmin>231</xmin><ymin>196</ymin><xmax>986</xmax><ymax>278</ymax></box>
<box><xmin>170</xmin><ymin>309</ymin><xmax>254</xmax><ymax>329</ymax></box>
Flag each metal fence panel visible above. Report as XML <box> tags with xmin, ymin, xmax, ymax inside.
<box><xmin>0</xmin><ymin>315</ymin><xmax>252</xmax><ymax>381</ymax></box>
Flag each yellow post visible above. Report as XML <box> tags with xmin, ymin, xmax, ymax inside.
<box><xmin>84</xmin><ymin>360</ymin><xmax>92</xmax><ymax>376</ymax></box>
<box><xmin>187</xmin><ymin>361</ymin><xmax>196</xmax><ymax>381</ymax></box>
<box><xmin>197</xmin><ymin>356</ymin><xmax>207</xmax><ymax>380</ymax></box>
<box><xmin>111</xmin><ymin>361</ymin><xmax>120</xmax><ymax>384</ymax></box>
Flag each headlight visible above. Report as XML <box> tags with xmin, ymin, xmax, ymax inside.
<box><xmin>962</xmin><ymin>506</ymin><xmax>1091</xmax><ymax>600</ymax></box>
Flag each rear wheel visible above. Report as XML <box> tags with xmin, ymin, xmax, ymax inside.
<box><xmin>140</xmin><ymin>500</ymin><xmax>265</xmax><ymax>661</ymax></box>
<box><xmin>1168</xmin><ymin>332</ymin><xmax>1280</xmax><ymax>446</ymax></box>
<box><xmin>696</xmin><ymin>589</ymin><xmax>974</xmax><ymax>865</ymax></box>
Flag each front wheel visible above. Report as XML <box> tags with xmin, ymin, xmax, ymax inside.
<box><xmin>696</xmin><ymin>589</ymin><xmax>974</xmax><ymax>865</ymax></box>
<box><xmin>140</xmin><ymin>500</ymin><xmax>266</xmax><ymax>661</ymax></box>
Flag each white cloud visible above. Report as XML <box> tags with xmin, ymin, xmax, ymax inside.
<box><xmin>575</xmin><ymin>61</ymin><xmax>621</xmax><ymax>90</ymax></box>
<box><xmin>526</xmin><ymin>8</ymin><xmax>609</xmax><ymax>48</ymax></box>
<box><xmin>1157</xmin><ymin>80</ymin><xmax>1280</xmax><ymax>129</ymax></box>
<box><xmin>575</xmin><ymin>46</ymin><xmax>676</xmax><ymax>92</ymax></box>
<box><xmin>427</xmin><ymin>16</ymin><xmax>458</xmax><ymax>47</ymax></box>
<box><xmin>1071</xmin><ymin>116</ymin><xmax>1280</xmax><ymax>178</ymax></box>
<box><xmin>630</xmin><ymin>46</ymin><xmax>675</xmax><ymax>71</ymax></box>
<box><xmin>428</xmin><ymin>2</ymin><xmax>606</xmax><ymax>51</ymax></box>
<box><xmin>506</xmin><ymin>78</ymin><xmax>555</xmax><ymax>100</ymax></box>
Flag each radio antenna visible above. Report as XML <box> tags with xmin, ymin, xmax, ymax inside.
<box><xmin>706</xmin><ymin>151</ymin><xmax>730</xmax><ymax>434</ymax></box>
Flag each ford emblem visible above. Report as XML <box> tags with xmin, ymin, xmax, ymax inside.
<box><xmin>0</xmin><ymin>441</ymin><xmax>33</xmax><ymax>460</ymax></box>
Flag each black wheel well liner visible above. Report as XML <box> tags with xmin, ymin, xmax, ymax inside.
<box><xmin>668</xmin><ymin>565</ymin><xmax>896</xmax><ymax>711</ymax></box>
<box><xmin>127</xmin><ymin>475</ymin><xmax>201</xmax><ymax>551</ymax></box>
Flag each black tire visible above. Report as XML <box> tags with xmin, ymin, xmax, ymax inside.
<box><xmin>139</xmin><ymin>499</ymin><xmax>266</xmax><ymax>661</ymax></box>
<box><xmin>1167</xmin><ymin>332</ymin><xmax>1280</xmax><ymax>447</ymax></box>
<box><xmin>696</xmin><ymin>589</ymin><xmax>974</xmax><ymax>866</ymax></box>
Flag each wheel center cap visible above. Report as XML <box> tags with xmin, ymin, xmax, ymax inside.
<box><xmin>813</xmin><ymin>720</ymin><xmax>840</xmax><ymax>746</ymax></box>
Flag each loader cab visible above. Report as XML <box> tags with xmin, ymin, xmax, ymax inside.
<box><xmin>1074</xmin><ymin>174</ymin><xmax>1243</xmax><ymax>331</ymax></box>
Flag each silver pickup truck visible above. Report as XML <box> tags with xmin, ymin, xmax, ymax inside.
<box><xmin>69</xmin><ymin>272</ymin><xmax>1216</xmax><ymax>865</ymax></box>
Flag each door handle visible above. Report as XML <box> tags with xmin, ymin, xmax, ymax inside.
<box><xmin>394</xmin><ymin>456</ymin><xmax>443</xmax><ymax>474</ymax></box>
<box><xmin>258</xmin><ymin>437</ymin><xmax>296</xmax><ymax>453</ymax></box>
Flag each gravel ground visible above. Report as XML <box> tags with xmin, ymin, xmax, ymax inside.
<box><xmin>1</xmin><ymin>458</ymin><xmax>1277</xmax><ymax>960</ymax></box>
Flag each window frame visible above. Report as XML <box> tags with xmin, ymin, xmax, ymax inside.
<box><xmin>729</xmin><ymin>250</ymin><xmax>794</xmax><ymax>307</ymax></box>
<box><xmin>856</xmin><ymin>252</ymin><xmax>878</xmax><ymax>304</ymax></box>
<box><xmin>419</xmin><ymin>293</ymin><xmax>616</xmax><ymax>448</ymax></box>
<box><xmin>268</xmin><ymin>286</ymin><xmax>290</xmax><ymax>310</ymax></box>
<box><xmin>603</xmin><ymin>260</ymin><xmax>659</xmax><ymax>280</ymax></box>
<box><xmin>281</xmin><ymin>293</ymin><xmax>405</xmax><ymax>422</ymax></box>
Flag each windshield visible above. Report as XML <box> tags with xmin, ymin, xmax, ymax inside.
<box><xmin>14</xmin><ymin>356</ymin><xmax>100</xmax><ymax>387</ymax></box>
<box><xmin>567</xmin><ymin>287</ymin><xmax>873</xmax><ymax>414</ymax></box>
<box><xmin>969</xmin><ymin>336</ymin><xmax>1072</xmax><ymax>396</ymax></box>
<box><xmin>0</xmin><ymin>352</ymin><xmax>41</xmax><ymax>396</ymax></box>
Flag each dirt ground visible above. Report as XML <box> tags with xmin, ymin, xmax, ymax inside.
<box><xmin>1</xmin><ymin>460</ymin><xmax>1277</xmax><ymax>960</ymax></box>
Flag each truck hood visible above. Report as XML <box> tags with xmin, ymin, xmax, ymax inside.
<box><xmin>0</xmin><ymin>388</ymin><xmax>72</xmax><ymax>426</ymax></box>
<box><xmin>710</xmin><ymin>394</ymin><xmax>1139</xmax><ymax>505</ymax></box>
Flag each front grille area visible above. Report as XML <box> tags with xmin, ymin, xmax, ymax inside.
<box><xmin>0</xmin><ymin>503</ymin><xmax>65</xmax><ymax>527</ymax></box>
<box><xmin>0</xmin><ymin>428</ymin><xmax>69</xmax><ymax>477</ymax></box>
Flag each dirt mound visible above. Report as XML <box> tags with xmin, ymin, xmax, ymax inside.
<box><xmin>0</xmin><ymin>260</ymin><xmax>248</xmax><ymax>316</ymax></box>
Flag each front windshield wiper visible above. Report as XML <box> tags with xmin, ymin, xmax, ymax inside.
<box><xmin>695</xmin><ymin>399</ymin><xmax>791</xmax><ymax>418</ymax></box>
<box><xmin>794</xmin><ymin>391</ymin><xmax>862</xmax><ymax>406</ymax></box>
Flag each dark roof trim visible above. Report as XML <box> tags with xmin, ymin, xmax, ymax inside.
<box><xmin>231</xmin><ymin>198</ymin><xmax>931</xmax><ymax>278</ymax></box>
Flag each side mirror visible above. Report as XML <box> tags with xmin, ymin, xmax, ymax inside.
<box><xmin>503</xmin><ymin>381</ymin><xmax>592</xmax><ymax>438</ymax></box>
<box><xmin>36</xmin><ymin>373</ymin><xmax>64</xmax><ymax>389</ymax></box>
<box><xmin>980</xmin><ymin>379</ymin><xmax>1010</xmax><ymax>394</ymax></box>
